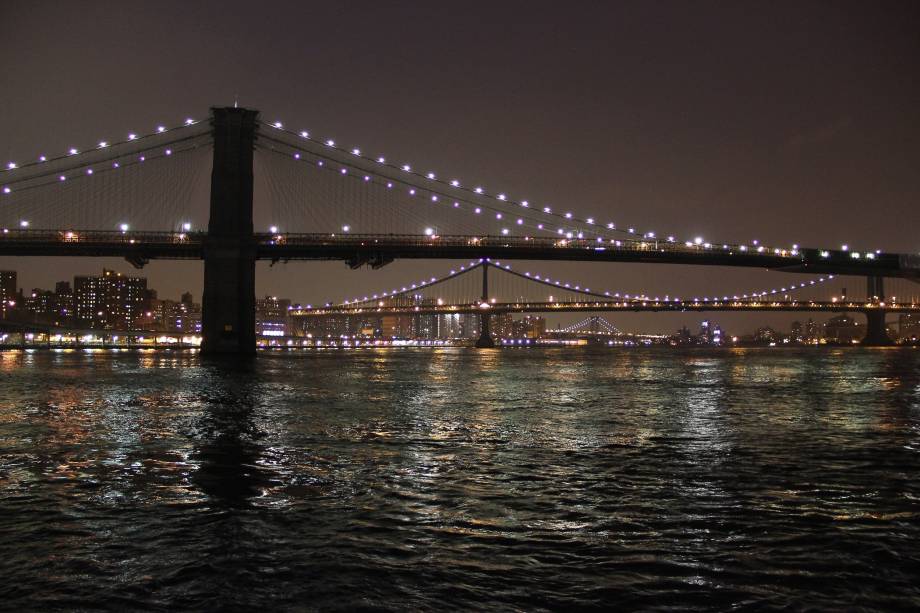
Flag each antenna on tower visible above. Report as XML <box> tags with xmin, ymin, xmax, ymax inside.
<box><xmin>233</xmin><ymin>93</ymin><xmax>239</xmax><ymax>108</ymax></box>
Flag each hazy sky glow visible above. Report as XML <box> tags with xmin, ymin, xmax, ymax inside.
<box><xmin>1</xmin><ymin>1</ymin><xmax>918</xmax><ymax>334</ymax></box>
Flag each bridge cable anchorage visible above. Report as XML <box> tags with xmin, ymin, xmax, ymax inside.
<box><xmin>253</xmin><ymin>116</ymin><xmax>817</xmax><ymax>257</ymax></box>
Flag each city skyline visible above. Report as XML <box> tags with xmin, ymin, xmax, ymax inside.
<box><xmin>3</xmin><ymin>264</ymin><xmax>917</xmax><ymax>344</ymax></box>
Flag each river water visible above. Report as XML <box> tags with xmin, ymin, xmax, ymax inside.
<box><xmin>1</xmin><ymin>347</ymin><xmax>918</xmax><ymax>611</ymax></box>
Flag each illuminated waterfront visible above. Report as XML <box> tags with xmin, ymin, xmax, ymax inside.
<box><xmin>1</xmin><ymin>347</ymin><xmax>918</xmax><ymax>610</ymax></box>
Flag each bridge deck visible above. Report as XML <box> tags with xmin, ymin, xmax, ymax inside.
<box><xmin>1</xmin><ymin>230</ymin><xmax>917</xmax><ymax>277</ymax></box>
<box><xmin>291</xmin><ymin>300</ymin><xmax>920</xmax><ymax>317</ymax></box>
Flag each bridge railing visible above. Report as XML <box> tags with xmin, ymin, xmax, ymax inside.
<box><xmin>256</xmin><ymin>232</ymin><xmax>804</xmax><ymax>259</ymax></box>
<box><xmin>0</xmin><ymin>228</ymin><xmax>205</xmax><ymax>245</ymax></box>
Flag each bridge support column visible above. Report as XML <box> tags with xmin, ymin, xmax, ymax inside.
<box><xmin>862</xmin><ymin>276</ymin><xmax>892</xmax><ymax>346</ymax></box>
<box><xmin>202</xmin><ymin>107</ymin><xmax>259</xmax><ymax>356</ymax></box>
<box><xmin>475</xmin><ymin>262</ymin><xmax>495</xmax><ymax>348</ymax></box>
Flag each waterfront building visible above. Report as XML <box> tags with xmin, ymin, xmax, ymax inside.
<box><xmin>823</xmin><ymin>314</ymin><xmax>861</xmax><ymax>343</ymax></box>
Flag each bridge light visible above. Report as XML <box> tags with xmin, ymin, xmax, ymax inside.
<box><xmin>517</xmin><ymin>218</ymin><xmax>524</xmax><ymax>225</ymax></box>
<box><xmin>98</xmin><ymin>141</ymin><xmax>108</xmax><ymax>148</ymax></box>
<box><xmin>450</xmin><ymin>179</ymin><xmax>460</xmax><ymax>187</ymax></box>
<box><xmin>273</xmin><ymin>122</ymin><xmax>283</xmax><ymax>129</ymax></box>
<box><xmin>59</xmin><ymin>175</ymin><xmax>66</xmax><ymax>181</ymax></box>
<box><xmin>424</xmin><ymin>227</ymin><xmax>434</xmax><ymax>236</ymax></box>
<box><xmin>537</xmin><ymin>224</ymin><xmax>544</xmax><ymax>229</ymax></box>
<box><xmin>2</xmin><ymin>187</ymin><xmax>9</xmax><ymax>194</ymax></box>
<box><xmin>543</xmin><ymin>207</ymin><xmax>551</xmax><ymax>213</ymax></box>
<box><xmin>326</xmin><ymin>140</ymin><xmax>335</xmax><ymax>146</ymax></box>
<box><xmin>498</xmin><ymin>194</ymin><xmax>506</xmax><ymax>200</ymax></box>
<box><xmin>475</xmin><ymin>187</ymin><xmax>483</xmax><ymax>194</ymax></box>
<box><xmin>426</xmin><ymin>172</ymin><xmax>436</xmax><ymax>179</ymax></box>
<box><xmin>301</xmin><ymin>131</ymin><xmax>309</xmax><ymax>138</ymax></box>
<box><xmin>69</xmin><ymin>148</ymin><xmax>79</xmax><ymax>155</ymax></box>
<box><xmin>165</xmin><ymin>149</ymin><xmax>172</xmax><ymax>155</ymax></box>
<box><xmin>185</xmin><ymin>118</ymin><xmax>195</xmax><ymax>125</ymax></box>
<box><xmin>496</xmin><ymin>213</ymin><xmax>502</xmax><ymax>219</ymax></box>
<box><xmin>586</xmin><ymin>218</ymin><xmax>594</xmax><ymax>224</ymax></box>
<box><xmin>128</xmin><ymin>133</ymin><xmax>137</xmax><ymax>140</ymax></box>
<box><xmin>565</xmin><ymin>212</ymin><xmax>572</xmax><ymax>219</ymax></box>
<box><xmin>502</xmin><ymin>228</ymin><xmax>509</xmax><ymax>235</ymax></box>
<box><xmin>453</xmin><ymin>202</ymin><xmax>459</xmax><ymax>208</ymax></box>
<box><xmin>269</xmin><ymin>225</ymin><xmax>278</xmax><ymax>233</ymax></box>
<box><xmin>340</xmin><ymin>168</ymin><xmax>347</xmax><ymax>175</ymax></box>
<box><xmin>119</xmin><ymin>223</ymin><xmax>129</xmax><ymax>232</ymax></box>
<box><xmin>841</xmin><ymin>244</ymin><xmax>848</xmax><ymax>251</ymax></box>
<box><xmin>607</xmin><ymin>222</ymin><xmax>615</xmax><ymax>229</ymax></box>
<box><xmin>86</xmin><ymin>169</ymin><xmax>93</xmax><ymax>175</ymax></box>
<box><xmin>342</xmin><ymin>225</ymin><xmax>350</xmax><ymax>232</ymax></box>
<box><xmin>402</xmin><ymin>164</ymin><xmax>411</xmax><ymax>171</ymax></box>
<box><xmin>408</xmin><ymin>188</ymin><xmax>415</xmax><ymax>195</ymax></box>
<box><xmin>474</xmin><ymin>207</ymin><xmax>481</xmax><ymax>214</ymax></box>
<box><xmin>351</xmin><ymin>148</ymin><xmax>360</xmax><ymax>156</ymax></box>
<box><xmin>20</xmin><ymin>220</ymin><xmax>28</xmax><ymax>227</ymax></box>
<box><xmin>293</xmin><ymin>153</ymin><xmax>301</xmax><ymax>159</ymax></box>
<box><xmin>694</xmin><ymin>237</ymin><xmax>703</xmax><ymax>245</ymax></box>
<box><xmin>521</xmin><ymin>200</ymin><xmax>529</xmax><ymax>207</ymax></box>
<box><xmin>157</xmin><ymin>126</ymin><xmax>166</xmax><ymax>133</ymax></box>
<box><xmin>182</xmin><ymin>222</ymin><xmax>191</xmax><ymax>231</ymax></box>
<box><xmin>6</xmin><ymin>162</ymin><xmax>16</xmax><ymax>169</ymax></box>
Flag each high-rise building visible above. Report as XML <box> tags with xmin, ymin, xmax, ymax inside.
<box><xmin>805</xmin><ymin>318</ymin><xmax>819</xmax><ymax>343</ymax></box>
<box><xmin>0</xmin><ymin>271</ymin><xmax>17</xmax><ymax>318</ymax></box>
<box><xmin>74</xmin><ymin>268</ymin><xmax>149</xmax><ymax>329</ymax></box>
<box><xmin>256</xmin><ymin>295</ymin><xmax>291</xmax><ymax>337</ymax></box>
<box><xmin>512</xmin><ymin>315</ymin><xmax>546</xmax><ymax>338</ymax></box>
<box><xmin>823</xmin><ymin>314</ymin><xmax>861</xmax><ymax>343</ymax></box>
<box><xmin>899</xmin><ymin>314</ymin><xmax>920</xmax><ymax>342</ymax></box>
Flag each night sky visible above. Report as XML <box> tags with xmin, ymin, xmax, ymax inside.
<box><xmin>2</xmin><ymin>1</ymin><xmax>918</xmax><ymax>334</ymax></box>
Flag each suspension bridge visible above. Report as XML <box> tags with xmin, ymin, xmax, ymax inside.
<box><xmin>2</xmin><ymin>107</ymin><xmax>918</xmax><ymax>352</ymax></box>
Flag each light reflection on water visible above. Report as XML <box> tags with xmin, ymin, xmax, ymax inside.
<box><xmin>0</xmin><ymin>347</ymin><xmax>919</xmax><ymax>610</ymax></box>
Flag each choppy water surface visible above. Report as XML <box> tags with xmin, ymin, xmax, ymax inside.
<box><xmin>1</xmin><ymin>347</ymin><xmax>919</xmax><ymax>611</ymax></box>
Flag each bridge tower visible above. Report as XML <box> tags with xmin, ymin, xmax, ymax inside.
<box><xmin>475</xmin><ymin>262</ymin><xmax>496</xmax><ymax>348</ymax></box>
<box><xmin>201</xmin><ymin>107</ymin><xmax>259</xmax><ymax>355</ymax></box>
<box><xmin>863</xmin><ymin>276</ymin><xmax>892</xmax><ymax>346</ymax></box>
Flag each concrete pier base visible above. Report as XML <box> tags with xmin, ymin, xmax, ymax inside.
<box><xmin>862</xmin><ymin>310</ymin><xmax>893</xmax><ymax>346</ymax></box>
<box><xmin>475</xmin><ymin>312</ymin><xmax>495</xmax><ymax>348</ymax></box>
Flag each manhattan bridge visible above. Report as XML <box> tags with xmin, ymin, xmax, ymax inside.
<box><xmin>1</xmin><ymin>107</ymin><xmax>918</xmax><ymax>353</ymax></box>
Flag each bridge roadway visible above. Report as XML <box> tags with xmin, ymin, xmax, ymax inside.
<box><xmin>2</xmin><ymin>230</ymin><xmax>919</xmax><ymax>277</ymax></box>
<box><xmin>290</xmin><ymin>300</ymin><xmax>920</xmax><ymax>317</ymax></box>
